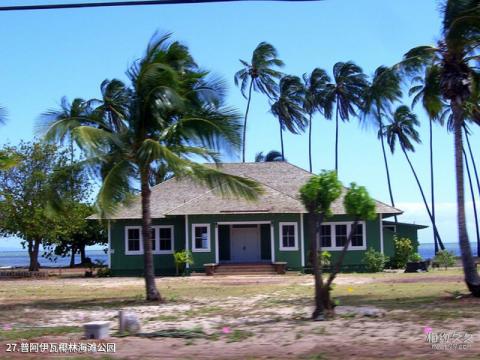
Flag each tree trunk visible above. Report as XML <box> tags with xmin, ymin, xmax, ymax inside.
<box><xmin>308</xmin><ymin>212</ymin><xmax>326</xmax><ymax>320</ymax></box>
<box><xmin>379</xmin><ymin>117</ymin><xmax>397</xmax><ymax>223</ymax></box>
<box><xmin>429</xmin><ymin>117</ymin><xmax>439</xmax><ymax>253</ymax></box>
<box><xmin>79</xmin><ymin>244</ymin><xmax>86</xmax><ymax>264</ymax></box>
<box><xmin>452</xmin><ymin>103</ymin><xmax>480</xmax><ymax>296</ymax></box>
<box><xmin>463</xmin><ymin>149</ymin><xmax>480</xmax><ymax>253</ymax></box>
<box><xmin>335</xmin><ymin>105</ymin><xmax>339</xmax><ymax>174</ymax></box>
<box><xmin>402</xmin><ymin>148</ymin><xmax>444</xmax><ymax>248</ymax></box>
<box><xmin>28</xmin><ymin>239</ymin><xmax>41</xmax><ymax>272</ymax></box>
<box><xmin>242</xmin><ymin>81</ymin><xmax>254</xmax><ymax>163</ymax></box>
<box><xmin>141</xmin><ymin>168</ymin><xmax>162</xmax><ymax>301</ymax></box>
<box><xmin>465</xmin><ymin>131</ymin><xmax>480</xmax><ymax>257</ymax></box>
<box><xmin>70</xmin><ymin>245</ymin><xmax>76</xmax><ymax>268</ymax></box>
<box><xmin>279</xmin><ymin>121</ymin><xmax>285</xmax><ymax>161</ymax></box>
<box><xmin>308</xmin><ymin>113</ymin><xmax>313</xmax><ymax>173</ymax></box>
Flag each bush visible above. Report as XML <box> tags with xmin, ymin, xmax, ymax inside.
<box><xmin>408</xmin><ymin>252</ymin><xmax>423</xmax><ymax>262</ymax></box>
<box><xmin>319</xmin><ymin>251</ymin><xmax>331</xmax><ymax>267</ymax></box>
<box><xmin>392</xmin><ymin>236</ymin><xmax>414</xmax><ymax>268</ymax></box>
<box><xmin>96</xmin><ymin>267</ymin><xmax>112</xmax><ymax>277</ymax></box>
<box><xmin>173</xmin><ymin>250</ymin><xmax>194</xmax><ymax>276</ymax></box>
<box><xmin>433</xmin><ymin>250</ymin><xmax>456</xmax><ymax>270</ymax></box>
<box><xmin>362</xmin><ymin>248</ymin><xmax>389</xmax><ymax>272</ymax></box>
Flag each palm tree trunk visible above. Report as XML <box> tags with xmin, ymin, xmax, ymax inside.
<box><xmin>335</xmin><ymin>105</ymin><xmax>339</xmax><ymax>174</ymax></box>
<box><xmin>308</xmin><ymin>113</ymin><xmax>313</xmax><ymax>173</ymax></box>
<box><xmin>242</xmin><ymin>81</ymin><xmax>254</xmax><ymax>163</ymax></box>
<box><xmin>463</xmin><ymin>148</ymin><xmax>480</xmax><ymax>255</ymax></box>
<box><xmin>402</xmin><ymin>148</ymin><xmax>444</xmax><ymax>248</ymax></box>
<box><xmin>465</xmin><ymin>131</ymin><xmax>480</xmax><ymax>257</ymax></box>
<box><xmin>379</xmin><ymin>118</ymin><xmax>397</xmax><ymax>224</ymax></box>
<box><xmin>452</xmin><ymin>104</ymin><xmax>480</xmax><ymax>296</ymax></box>
<box><xmin>309</xmin><ymin>212</ymin><xmax>325</xmax><ymax>320</ymax></box>
<box><xmin>140</xmin><ymin>167</ymin><xmax>162</xmax><ymax>301</ymax></box>
<box><xmin>279</xmin><ymin>121</ymin><xmax>285</xmax><ymax>161</ymax></box>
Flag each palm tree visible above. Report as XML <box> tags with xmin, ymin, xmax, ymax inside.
<box><xmin>234</xmin><ymin>42</ymin><xmax>284</xmax><ymax>162</ymax></box>
<box><xmin>463</xmin><ymin>147</ymin><xmax>480</xmax><ymax>254</ymax></box>
<box><xmin>465</xmin><ymin>127</ymin><xmax>480</xmax><ymax>256</ymax></box>
<box><xmin>409</xmin><ymin>65</ymin><xmax>446</xmax><ymax>252</ymax></box>
<box><xmin>270</xmin><ymin>75</ymin><xmax>307</xmax><ymax>160</ymax></box>
<box><xmin>362</xmin><ymin>66</ymin><xmax>402</xmax><ymax>224</ymax></box>
<box><xmin>384</xmin><ymin>105</ymin><xmax>444</xmax><ymax>254</ymax></box>
<box><xmin>0</xmin><ymin>107</ymin><xmax>16</xmax><ymax>171</ymax></box>
<box><xmin>42</xmin><ymin>33</ymin><xmax>263</xmax><ymax>301</ymax></box>
<box><xmin>400</xmin><ymin>0</ymin><xmax>480</xmax><ymax>295</ymax></box>
<box><xmin>323</xmin><ymin>62</ymin><xmax>367</xmax><ymax>174</ymax></box>
<box><xmin>254</xmin><ymin>150</ymin><xmax>284</xmax><ymax>162</ymax></box>
<box><xmin>302</xmin><ymin>68</ymin><xmax>331</xmax><ymax>173</ymax></box>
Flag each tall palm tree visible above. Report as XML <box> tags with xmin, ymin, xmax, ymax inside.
<box><xmin>463</xmin><ymin>147</ymin><xmax>480</xmax><ymax>253</ymax></box>
<box><xmin>234</xmin><ymin>42</ymin><xmax>284</xmax><ymax>162</ymax></box>
<box><xmin>42</xmin><ymin>33</ymin><xmax>263</xmax><ymax>301</ymax></box>
<box><xmin>401</xmin><ymin>0</ymin><xmax>480</xmax><ymax>295</ymax></box>
<box><xmin>384</xmin><ymin>105</ymin><xmax>443</xmax><ymax>247</ymax></box>
<box><xmin>362</xmin><ymin>66</ymin><xmax>402</xmax><ymax>224</ymax></box>
<box><xmin>323</xmin><ymin>62</ymin><xmax>367</xmax><ymax>175</ymax></box>
<box><xmin>465</xmin><ymin>127</ymin><xmax>480</xmax><ymax>256</ymax></box>
<box><xmin>270</xmin><ymin>75</ymin><xmax>307</xmax><ymax>160</ymax></box>
<box><xmin>254</xmin><ymin>150</ymin><xmax>284</xmax><ymax>162</ymax></box>
<box><xmin>409</xmin><ymin>65</ymin><xmax>446</xmax><ymax>252</ymax></box>
<box><xmin>302</xmin><ymin>68</ymin><xmax>331</xmax><ymax>173</ymax></box>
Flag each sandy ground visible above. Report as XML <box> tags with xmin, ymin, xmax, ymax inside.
<box><xmin>1</xmin><ymin>274</ymin><xmax>479</xmax><ymax>359</ymax></box>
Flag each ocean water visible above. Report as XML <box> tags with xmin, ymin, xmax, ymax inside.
<box><xmin>0</xmin><ymin>250</ymin><xmax>108</xmax><ymax>268</ymax></box>
<box><xmin>418</xmin><ymin>242</ymin><xmax>478</xmax><ymax>259</ymax></box>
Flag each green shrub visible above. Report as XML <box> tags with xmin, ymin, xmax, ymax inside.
<box><xmin>362</xmin><ymin>248</ymin><xmax>389</xmax><ymax>272</ymax></box>
<box><xmin>173</xmin><ymin>250</ymin><xmax>194</xmax><ymax>276</ymax></box>
<box><xmin>319</xmin><ymin>251</ymin><xmax>331</xmax><ymax>267</ymax></box>
<box><xmin>96</xmin><ymin>267</ymin><xmax>112</xmax><ymax>277</ymax></box>
<box><xmin>433</xmin><ymin>250</ymin><xmax>456</xmax><ymax>270</ymax></box>
<box><xmin>392</xmin><ymin>236</ymin><xmax>414</xmax><ymax>268</ymax></box>
<box><xmin>408</xmin><ymin>252</ymin><xmax>423</xmax><ymax>262</ymax></box>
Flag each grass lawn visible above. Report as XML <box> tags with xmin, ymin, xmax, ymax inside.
<box><xmin>0</xmin><ymin>268</ymin><xmax>479</xmax><ymax>359</ymax></box>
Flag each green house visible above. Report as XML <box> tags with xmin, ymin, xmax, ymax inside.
<box><xmin>100</xmin><ymin>162</ymin><xmax>427</xmax><ymax>275</ymax></box>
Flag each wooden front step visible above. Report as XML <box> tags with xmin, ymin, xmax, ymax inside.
<box><xmin>214</xmin><ymin>264</ymin><xmax>277</xmax><ymax>275</ymax></box>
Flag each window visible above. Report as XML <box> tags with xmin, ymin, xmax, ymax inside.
<box><xmin>279</xmin><ymin>222</ymin><xmax>298</xmax><ymax>251</ymax></box>
<box><xmin>192</xmin><ymin>224</ymin><xmax>210</xmax><ymax>252</ymax></box>
<box><xmin>320</xmin><ymin>225</ymin><xmax>332</xmax><ymax>247</ymax></box>
<box><xmin>125</xmin><ymin>227</ymin><xmax>142</xmax><ymax>255</ymax></box>
<box><xmin>335</xmin><ymin>224</ymin><xmax>347</xmax><ymax>247</ymax></box>
<box><xmin>383</xmin><ymin>225</ymin><xmax>396</xmax><ymax>233</ymax></box>
<box><xmin>316</xmin><ymin>222</ymin><xmax>366</xmax><ymax>251</ymax></box>
<box><xmin>158</xmin><ymin>226</ymin><xmax>173</xmax><ymax>253</ymax></box>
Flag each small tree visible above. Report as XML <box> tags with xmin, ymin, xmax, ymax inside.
<box><xmin>363</xmin><ymin>248</ymin><xmax>389</xmax><ymax>273</ymax></box>
<box><xmin>173</xmin><ymin>250</ymin><xmax>194</xmax><ymax>276</ymax></box>
<box><xmin>392</xmin><ymin>237</ymin><xmax>414</xmax><ymax>268</ymax></box>
<box><xmin>434</xmin><ymin>250</ymin><xmax>456</xmax><ymax>270</ymax></box>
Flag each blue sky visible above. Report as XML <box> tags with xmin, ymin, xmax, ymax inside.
<box><xmin>0</xmin><ymin>0</ymin><xmax>479</xmax><ymax>249</ymax></box>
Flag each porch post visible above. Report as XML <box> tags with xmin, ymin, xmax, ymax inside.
<box><xmin>300</xmin><ymin>213</ymin><xmax>305</xmax><ymax>267</ymax></box>
<box><xmin>107</xmin><ymin>220</ymin><xmax>111</xmax><ymax>269</ymax></box>
<box><xmin>215</xmin><ymin>223</ymin><xmax>219</xmax><ymax>264</ymax></box>
<box><xmin>185</xmin><ymin>215</ymin><xmax>190</xmax><ymax>269</ymax></box>
<box><xmin>270</xmin><ymin>222</ymin><xmax>275</xmax><ymax>263</ymax></box>
<box><xmin>379</xmin><ymin>213</ymin><xmax>384</xmax><ymax>254</ymax></box>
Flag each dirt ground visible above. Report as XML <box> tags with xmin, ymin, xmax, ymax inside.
<box><xmin>1</xmin><ymin>271</ymin><xmax>479</xmax><ymax>359</ymax></box>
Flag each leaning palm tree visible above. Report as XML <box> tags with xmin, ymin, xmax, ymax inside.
<box><xmin>270</xmin><ymin>75</ymin><xmax>307</xmax><ymax>160</ymax></box>
<box><xmin>362</xmin><ymin>66</ymin><xmax>402</xmax><ymax>224</ymax></box>
<box><xmin>384</xmin><ymin>105</ymin><xmax>443</xmax><ymax>252</ymax></box>
<box><xmin>323</xmin><ymin>62</ymin><xmax>367</xmax><ymax>174</ymax></box>
<box><xmin>234</xmin><ymin>42</ymin><xmax>284</xmax><ymax>162</ymax></box>
<box><xmin>254</xmin><ymin>150</ymin><xmax>284</xmax><ymax>162</ymax></box>
<box><xmin>303</xmin><ymin>68</ymin><xmax>331</xmax><ymax>172</ymax></box>
<box><xmin>409</xmin><ymin>65</ymin><xmax>447</xmax><ymax>252</ymax></box>
<box><xmin>400</xmin><ymin>0</ymin><xmax>480</xmax><ymax>295</ymax></box>
<box><xmin>41</xmin><ymin>33</ymin><xmax>263</xmax><ymax>301</ymax></box>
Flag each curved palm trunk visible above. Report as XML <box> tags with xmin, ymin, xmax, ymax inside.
<box><xmin>242</xmin><ymin>81</ymin><xmax>254</xmax><ymax>163</ymax></box>
<box><xmin>335</xmin><ymin>105</ymin><xmax>339</xmax><ymax>174</ymax></box>
<box><xmin>379</xmin><ymin>118</ymin><xmax>397</xmax><ymax>224</ymax></box>
<box><xmin>465</xmin><ymin>132</ymin><xmax>480</xmax><ymax>256</ymax></box>
<box><xmin>402</xmin><ymin>148</ymin><xmax>444</xmax><ymax>247</ymax></box>
<box><xmin>141</xmin><ymin>168</ymin><xmax>162</xmax><ymax>301</ymax></box>
<box><xmin>279</xmin><ymin>121</ymin><xmax>285</xmax><ymax>161</ymax></box>
<box><xmin>429</xmin><ymin>118</ymin><xmax>445</xmax><ymax>251</ymax></box>
<box><xmin>452</xmin><ymin>104</ymin><xmax>480</xmax><ymax>296</ymax></box>
<box><xmin>308</xmin><ymin>113</ymin><xmax>313</xmax><ymax>173</ymax></box>
<box><xmin>463</xmin><ymin>149</ymin><xmax>480</xmax><ymax>254</ymax></box>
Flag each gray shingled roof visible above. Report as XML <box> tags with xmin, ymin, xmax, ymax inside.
<box><xmin>96</xmin><ymin>162</ymin><xmax>403</xmax><ymax>219</ymax></box>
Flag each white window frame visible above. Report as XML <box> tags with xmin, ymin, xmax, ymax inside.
<box><xmin>125</xmin><ymin>226</ymin><xmax>143</xmax><ymax>255</ymax></box>
<box><xmin>317</xmin><ymin>221</ymin><xmax>367</xmax><ymax>251</ymax></box>
<box><xmin>279</xmin><ymin>222</ymin><xmax>299</xmax><ymax>251</ymax></box>
<box><xmin>152</xmin><ymin>225</ymin><xmax>174</xmax><ymax>254</ymax></box>
<box><xmin>192</xmin><ymin>224</ymin><xmax>211</xmax><ymax>252</ymax></box>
